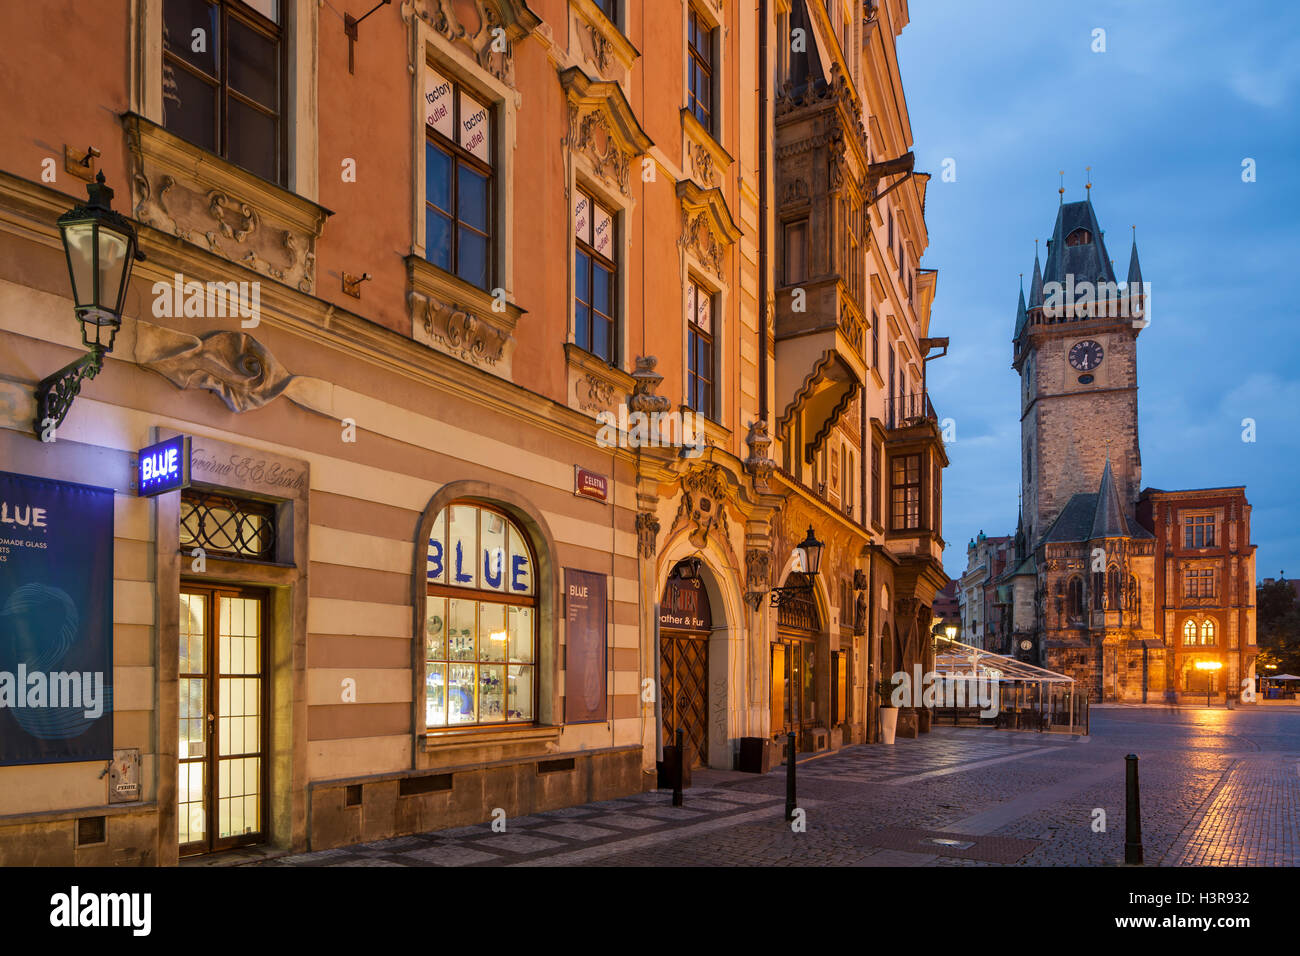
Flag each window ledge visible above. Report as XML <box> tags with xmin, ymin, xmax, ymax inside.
<box><xmin>406</xmin><ymin>255</ymin><xmax>524</xmax><ymax>380</ymax></box>
<box><xmin>680</xmin><ymin>108</ymin><xmax>733</xmax><ymax>190</ymax></box>
<box><xmin>424</xmin><ymin>723</ymin><xmax>560</xmax><ymax>754</ymax></box>
<box><xmin>565</xmin><ymin>342</ymin><xmax>633</xmax><ymax>418</ymax></box>
<box><xmin>123</xmin><ymin>112</ymin><xmax>332</xmax><ymax>294</ymax></box>
<box><xmin>570</xmin><ymin>0</ymin><xmax>640</xmax><ymax>76</ymax></box>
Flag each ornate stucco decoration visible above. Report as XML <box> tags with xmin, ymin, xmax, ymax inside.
<box><xmin>124</xmin><ymin>114</ymin><xmax>330</xmax><ymax>295</ymax></box>
<box><xmin>743</xmin><ymin>419</ymin><xmax>775</xmax><ymax>489</ymax></box>
<box><xmin>564</xmin><ymin>343</ymin><xmax>632</xmax><ymax>418</ymax></box>
<box><xmin>636</xmin><ymin>511</ymin><xmax>660</xmax><ymax>558</ymax></box>
<box><xmin>629</xmin><ymin>355</ymin><xmax>671</xmax><ymax>414</ymax></box>
<box><xmin>401</xmin><ymin>0</ymin><xmax>542</xmax><ymax>86</ymax></box>
<box><xmin>407</xmin><ymin>255</ymin><xmax>523</xmax><ymax>378</ymax></box>
<box><xmin>669</xmin><ymin>464</ymin><xmax>737</xmax><ymax>562</ymax></box>
<box><xmin>745</xmin><ymin>547</ymin><xmax>771</xmax><ymax>609</ymax></box>
<box><xmin>676</xmin><ymin>180</ymin><xmax>740</xmax><ymax>282</ymax></box>
<box><xmin>679</xmin><ymin>106</ymin><xmax>734</xmax><ymax>193</ymax></box>
<box><xmin>560</xmin><ymin>67</ymin><xmax>652</xmax><ymax>197</ymax></box>
<box><xmin>568</xmin><ymin>0</ymin><xmax>640</xmax><ymax>78</ymax></box>
<box><xmin>134</xmin><ymin>320</ymin><xmax>336</xmax><ymax>417</ymax></box>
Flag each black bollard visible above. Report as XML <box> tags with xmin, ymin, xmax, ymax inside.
<box><xmin>1124</xmin><ymin>753</ymin><xmax>1143</xmax><ymax>865</ymax></box>
<box><xmin>785</xmin><ymin>731</ymin><xmax>797</xmax><ymax>821</ymax></box>
<box><xmin>672</xmin><ymin>727</ymin><xmax>684</xmax><ymax>807</ymax></box>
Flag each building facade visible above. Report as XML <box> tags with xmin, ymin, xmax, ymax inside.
<box><xmin>0</xmin><ymin>0</ymin><xmax>944</xmax><ymax>865</ymax></box>
<box><xmin>988</xmin><ymin>193</ymin><xmax>1255</xmax><ymax>701</ymax></box>
<box><xmin>957</xmin><ymin>532</ymin><xmax>1010</xmax><ymax>650</ymax></box>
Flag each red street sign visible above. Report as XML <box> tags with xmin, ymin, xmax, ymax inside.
<box><xmin>574</xmin><ymin>466</ymin><xmax>608</xmax><ymax>502</ymax></box>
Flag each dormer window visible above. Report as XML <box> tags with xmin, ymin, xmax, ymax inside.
<box><xmin>1065</xmin><ymin>228</ymin><xmax>1092</xmax><ymax>247</ymax></box>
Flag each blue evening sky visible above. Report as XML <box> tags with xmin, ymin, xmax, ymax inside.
<box><xmin>897</xmin><ymin>0</ymin><xmax>1300</xmax><ymax>582</ymax></box>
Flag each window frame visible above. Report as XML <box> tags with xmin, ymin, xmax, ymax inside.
<box><xmin>424</xmin><ymin>71</ymin><xmax>497</xmax><ymax>292</ymax></box>
<box><xmin>161</xmin><ymin>0</ymin><xmax>289</xmax><ymax>187</ymax></box>
<box><xmin>1184</xmin><ymin>513</ymin><xmax>1215</xmax><ymax>549</ymax></box>
<box><xmin>425</xmin><ymin>501</ymin><xmax>539</xmax><ymax>731</ymax></box>
<box><xmin>574</xmin><ymin>187</ymin><xmax>619</xmax><ymax>363</ymax></box>
<box><xmin>686</xmin><ymin>276</ymin><xmax>717</xmax><ymax>421</ymax></box>
<box><xmin>686</xmin><ymin>6</ymin><xmax>716</xmax><ymax>133</ymax></box>
<box><xmin>889</xmin><ymin>452</ymin><xmax>922</xmax><ymax>532</ymax></box>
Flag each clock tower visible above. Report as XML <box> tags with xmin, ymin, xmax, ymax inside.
<box><xmin>1013</xmin><ymin>195</ymin><xmax>1146</xmax><ymax>551</ymax></box>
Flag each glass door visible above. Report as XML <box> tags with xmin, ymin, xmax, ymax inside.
<box><xmin>178</xmin><ymin>586</ymin><xmax>267</xmax><ymax>855</ymax></box>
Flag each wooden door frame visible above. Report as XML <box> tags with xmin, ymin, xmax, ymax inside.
<box><xmin>178</xmin><ymin>581</ymin><xmax>271</xmax><ymax>856</ymax></box>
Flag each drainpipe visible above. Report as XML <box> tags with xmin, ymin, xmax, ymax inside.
<box><xmin>758</xmin><ymin>0</ymin><xmax>770</xmax><ymax>424</ymax></box>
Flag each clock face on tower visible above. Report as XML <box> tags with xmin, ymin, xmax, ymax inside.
<box><xmin>1069</xmin><ymin>340</ymin><xmax>1104</xmax><ymax>371</ymax></box>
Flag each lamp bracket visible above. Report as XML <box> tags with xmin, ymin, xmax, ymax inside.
<box><xmin>33</xmin><ymin>346</ymin><xmax>105</xmax><ymax>436</ymax></box>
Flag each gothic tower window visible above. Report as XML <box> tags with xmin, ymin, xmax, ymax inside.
<box><xmin>1068</xmin><ymin>577</ymin><xmax>1084</xmax><ymax>619</ymax></box>
<box><xmin>1107</xmin><ymin>567</ymin><xmax>1122</xmax><ymax>609</ymax></box>
<box><xmin>1092</xmin><ymin>571</ymin><xmax>1104</xmax><ymax>610</ymax></box>
<box><xmin>1065</xmin><ymin>228</ymin><xmax>1092</xmax><ymax>247</ymax></box>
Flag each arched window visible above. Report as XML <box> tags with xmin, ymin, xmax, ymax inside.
<box><xmin>1092</xmin><ymin>571</ymin><xmax>1104</xmax><ymax>610</ymax></box>
<box><xmin>1201</xmin><ymin>619</ymin><xmax>1215</xmax><ymax>645</ymax></box>
<box><xmin>1182</xmin><ymin>619</ymin><xmax>1197</xmax><ymax>646</ymax></box>
<box><xmin>425</xmin><ymin>502</ymin><xmax>536</xmax><ymax>727</ymax></box>
<box><xmin>1128</xmin><ymin>575</ymin><xmax>1139</xmax><ymax>619</ymax></box>
<box><xmin>1107</xmin><ymin>567</ymin><xmax>1122</xmax><ymax>609</ymax></box>
<box><xmin>1068</xmin><ymin>577</ymin><xmax>1084</xmax><ymax>619</ymax></box>
<box><xmin>1065</xmin><ymin>228</ymin><xmax>1092</xmax><ymax>247</ymax></box>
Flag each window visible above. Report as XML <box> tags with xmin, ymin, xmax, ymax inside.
<box><xmin>932</xmin><ymin>462</ymin><xmax>942</xmax><ymax>536</ymax></box>
<box><xmin>595</xmin><ymin>0</ymin><xmax>618</xmax><ymax>23</ymax></box>
<box><xmin>1068</xmin><ymin>577</ymin><xmax>1084</xmax><ymax>619</ymax></box>
<box><xmin>180</xmin><ymin>491</ymin><xmax>276</xmax><ymax>560</ymax></box>
<box><xmin>1107</xmin><ymin>567</ymin><xmax>1122</xmax><ymax>609</ymax></box>
<box><xmin>575</xmin><ymin>189</ymin><xmax>617</xmax><ymax>361</ymax></box>
<box><xmin>1185</xmin><ymin>567</ymin><xmax>1216</xmax><ymax>599</ymax></box>
<box><xmin>870</xmin><ymin>310</ymin><xmax>879</xmax><ymax>368</ymax></box>
<box><xmin>887</xmin><ymin>207</ymin><xmax>893</xmax><ymax>253</ymax></box>
<box><xmin>890</xmin><ymin>454</ymin><xmax>921</xmax><ymax>531</ymax></box>
<box><xmin>1184</xmin><ymin>514</ymin><xmax>1215</xmax><ymax>549</ymax></box>
<box><xmin>1065</xmin><ymin>228</ymin><xmax>1092</xmax><ymax>247</ymax></box>
<box><xmin>1201</xmin><ymin>619</ymin><xmax>1215</xmax><ymax>645</ymax></box>
<box><xmin>871</xmin><ymin>442</ymin><xmax>881</xmax><ymax>525</ymax></box>
<box><xmin>844</xmin><ymin>447</ymin><xmax>854</xmax><ymax>517</ymax></box>
<box><xmin>425</xmin><ymin>66</ymin><xmax>494</xmax><ymax>291</ymax></box>
<box><xmin>426</xmin><ymin>503</ymin><xmax>536</xmax><ymax>728</ymax></box>
<box><xmin>1092</xmin><ymin>572</ymin><xmax>1104</xmax><ymax>611</ymax></box>
<box><xmin>162</xmin><ymin>0</ymin><xmax>285</xmax><ymax>185</ymax></box>
<box><xmin>686</xmin><ymin>278</ymin><xmax>716</xmax><ymax>419</ymax></box>
<box><xmin>784</xmin><ymin>220</ymin><xmax>807</xmax><ymax>284</ymax></box>
<box><xmin>687</xmin><ymin>8</ymin><xmax>715</xmax><ymax>131</ymax></box>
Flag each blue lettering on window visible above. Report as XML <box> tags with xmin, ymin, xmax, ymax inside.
<box><xmin>483</xmin><ymin>547</ymin><xmax>503</xmax><ymax>588</ymax></box>
<box><xmin>454</xmin><ymin>541</ymin><xmax>473</xmax><ymax>584</ymax></box>
<box><xmin>511</xmin><ymin>554</ymin><xmax>530</xmax><ymax>593</ymax></box>
<box><xmin>427</xmin><ymin>538</ymin><xmax>443</xmax><ymax>580</ymax></box>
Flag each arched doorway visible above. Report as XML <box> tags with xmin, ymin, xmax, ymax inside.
<box><xmin>773</xmin><ymin>589</ymin><xmax>822</xmax><ymax>741</ymax></box>
<box><xmin>659</xmin><ymin>562</ymin><xmax>713</xmax><ymax>768</ymax></box>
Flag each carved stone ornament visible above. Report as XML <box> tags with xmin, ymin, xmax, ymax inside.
<box><xmin>636</xmin><ymin>511</ymin><xmax>660</xmax><ymax>558</ymax></box>
<box><xmin>671</xmin><ymin>464</ymin><xmax>733</xmax><ymax>551</ymax></box>
<box><xmin>577</xmin><ymin>371</ymin><xmax>617</xmax><ymax>413</ymax></box>
<box><xmin>676</xmin><ymin>179</ymin><xmax>740</xmax><ymax>283</ymax></box>
<box><xmin>690</xmin><ymin>143</ymin><xmax>717</xmax><ymax>188</ymax></box>
<box><xmin>854</xmin><ymin>590</ymin><xmax>867</xmax><ymax>636</ymax></box>
<box><xmin>401</xmin><ymin>0</ymin><xmax>542</xmax><ymax>87</ymax></box>
<box><xmin>587</xmin><ymin>22</ymin><xmax>613</xmax><ymax>73</ymax></box>
<box><xmin>134</xmin><ymin>321</ymin><xmax>334</xmax><ymax>417</ymax></box>
<box><xmin>125</xmin><ymin>114</ymin><xmax>326</xmax><ymax>294</ymax></box>
<box><xmin>745</xmin><ymin>547</ymin><xmax>771</xmax><ymax>608</ymax></box>
<box><xmin>629</xmin><ymin>355</ymin><xmax>671</xmax><ymax>414</ymax></box>
<box><xmin>743</xmin><ymin>419</ymin><xmax>775</xmax><ymax>489</ymax></box>
<box><xmin>561</xmin><ymin>67</ymin><xmax>653</xmax><ymax>198</ymax></box>
<box><xmin>410</xmin><ymin>290</ymin><xmax>512</xmax><ymax>370</ymax></box>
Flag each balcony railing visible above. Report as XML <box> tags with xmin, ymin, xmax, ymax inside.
<box><xmin>885</xmin><ymin>390</ymin><xmax>937</xmax><ymax>430</ymax></box>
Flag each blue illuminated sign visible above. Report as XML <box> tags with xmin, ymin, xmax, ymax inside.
<box><xmin>136</xmin><ymin>435</ymin><xmax>191</xmax><ymax>497</ymax></box>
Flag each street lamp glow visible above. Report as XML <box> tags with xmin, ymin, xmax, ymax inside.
<box><xmin>1194</xmin><ymin>660</ymin><xmax>1223</xmax><ymax>671</ymax></box>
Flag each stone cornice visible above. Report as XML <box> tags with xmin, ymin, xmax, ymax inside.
<box><xmin>406</xmin><ymin>255</ymin><xmax>524</xmax><ymax>379</ymax></box>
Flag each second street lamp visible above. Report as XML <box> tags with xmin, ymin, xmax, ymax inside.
<box><xmin>34</xmin><ymin>170</ymin><xmax>143</xmax><ymax>437</ymax></box>
<box><xmin>770</xmin><ymin>526</ymin><xmax>824</xmax><ymax>608</ymax></box>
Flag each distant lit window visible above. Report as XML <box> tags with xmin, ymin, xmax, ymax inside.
<box><xmin>1182</xmin><ymin>619</ymin><xmax>1197</xmax><ymax>646</ymax></box>
<box><xmin>1200</xmin><ymin>619</ymin><xmax>1215</xmax><ymax>645</ymax></box>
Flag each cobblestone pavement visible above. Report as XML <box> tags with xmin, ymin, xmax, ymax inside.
<box><xmin>256</xmin><ymin>706</ymin><xmax>1300</xmax><ymax>867</ymax></box>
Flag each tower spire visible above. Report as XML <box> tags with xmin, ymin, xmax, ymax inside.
<box><xmin>1058</xmin><ymin>170</ymin><xmax>1065</xmax><ymax>204</ymax></box>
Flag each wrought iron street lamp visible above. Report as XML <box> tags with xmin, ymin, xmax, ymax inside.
<box><xmin>34</xmin><ymin>171</ymin><xmax>142</xmax><ymax>436</ymax></box>
<box><xmin>769</xmin><ymin>527</ymin><xmax>823</xmax><ymax>608</ymax></box>
<box><xmin>1194</xmin><ymin>659</ymin><xmax>1222</xmax><ymax>708</ymax></box>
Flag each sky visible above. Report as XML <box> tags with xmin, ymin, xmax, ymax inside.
<box><xmin>895</xmin><ymin>0</ymin><xmax>1300</xmax><ymax>582</ymax></box>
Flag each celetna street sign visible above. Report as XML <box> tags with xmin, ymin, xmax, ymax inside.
<box><xmin>574</xmin><ymin>466</ymin><xmax>608</xmax><ymax>503</ymax></box>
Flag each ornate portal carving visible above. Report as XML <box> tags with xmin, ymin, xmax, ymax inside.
<box><xmin>745</xmin><ymin>547</ymin><xmax>771</xmax><ymax>608</ymax></box>
<box><xmin>743</xmin><ymin>419</ymin><xmax>775</xmax><ymax>489</ymax></box>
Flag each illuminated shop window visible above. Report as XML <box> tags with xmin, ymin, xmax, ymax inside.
<box><xmin>425</xmin><ymin>502</ymin><xmax>536</xmax><ymax>728</ymax></box>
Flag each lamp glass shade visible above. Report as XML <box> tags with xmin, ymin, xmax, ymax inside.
<box><xmin>799</xmin><ymin>527</ymin><xmax>824</xmax><ymax>577</ymax></box>
<box><xmin>57</xmin><ymin>175</ymin><xmax>138</xmax><ymax>333</ymax></box>
<box><xmin>945</xmin><ymin>625</ymin><xmax>958</xmax><ymax>641</ymax></box>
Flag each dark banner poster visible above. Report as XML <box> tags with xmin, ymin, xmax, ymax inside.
<box><xmin>0</xmin><ymin>471</ymin><xmax>114</xmax><ymax>765</ymax></box>
<box><xmin>565</xmin><ymin>569</ymin><xmax>607</xmax><ymax>723</ymax></box>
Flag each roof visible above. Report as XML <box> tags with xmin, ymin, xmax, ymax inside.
<box><xmin>1090</xmin><ymin>459</ymin><xmax>1129</xmax><ymax>538</ymax></box>
<box><xmin>933</xmin><ymin>637</ymin><xmax>1077</xmax><ymax>684</ymax></box>
<box><xmin>1042</xmin><ymin>198</ymin><xmax>1115</xmax><ymax>288</ymax></box>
